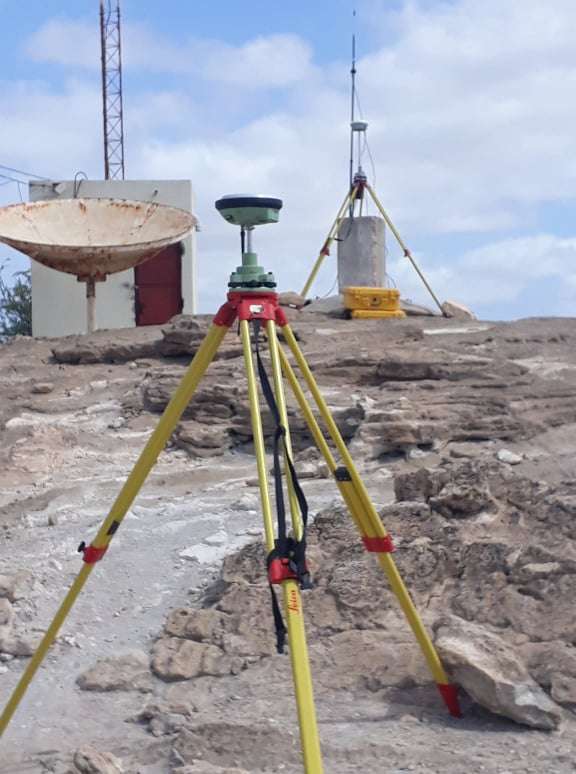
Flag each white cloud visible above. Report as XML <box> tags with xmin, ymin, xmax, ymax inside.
<box><xmin>0</xmin><ymin>79</ymin><xmax>102</xmax><ymax>176</ymax></box>
<box><xmin>25</xmin><ymin>18</ymin><xmax>313</xmax><ymax>89</ymax></box>
<box><xmin>390</xmin><ymin>233</ymin><xmax>576</xmax><ymax>315</ymax></box>
<box><xmin>351</xmin><ymin>0</ymin><xmax>576</xmax><ymax>234</ymax></box>
<box><xmin>463</xmin><ymin>235</ymin><xmax>576</xmax><ymax>280</ymax></box>
<box><xmin>25</xmin><ymin>19</ymin><xmax>98</xmax><ymax>69</ymax></box>
<box><xmin>197</xmin><ymin>35</ymin><xmax>313</xmax><ymax>87</ymax></box>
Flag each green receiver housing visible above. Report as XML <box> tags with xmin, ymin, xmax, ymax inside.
<box><xmin>215</xmin><ymin>194</ymin><xmax>283</xmax><ymax>291</ymax></box>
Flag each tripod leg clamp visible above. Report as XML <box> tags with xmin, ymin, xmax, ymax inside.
<box><xmin>78</xmin><ymin>542</ymin><xmax>108</xmax><ymax>564</ymax></box>
<box><xmin>268</xmin><ymin>557</ymin><xmax>299</xmax><ymax>585</ymax></box>
<box><xmin>362</xmin><ymin>535</ymin><xmax>395</xmax><ymax>553</ymax></box>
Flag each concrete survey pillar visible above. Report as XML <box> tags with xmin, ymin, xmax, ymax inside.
<box><xmin>337</xmin><ymin>216</ymin><xmax>385</xmax><ymax>291</ymax></box>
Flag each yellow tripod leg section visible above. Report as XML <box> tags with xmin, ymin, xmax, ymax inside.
<box><xmin>277</xmin><ymin>345</ymin><xmax>368</xmax><ymax>535</ymax></box>
<box><xmin>0</xmin><ymin>322</ymin><xmax>228</xmax><ymax>738</ymax></box>
<box><xmin>267</xmin><ymin>326</ymin><xmax>367</xmax><ymax>537</ymax></box>
<box><xmin>240</xmin><ymin>319</ymin><xmax>276</xmax><ymax>549</ymax></box>
<box><xmin>282</xmin><ymin>577</ymin><xmax>323</xmax><ymax>774</ymax></box>
<box><xmin>280</xmin><ymin>325</ymin><xmax>461</xmax><ymax>717</ymax></box>
<box><xmin>300</xmin><ymin>186</ymin><xmax>358</xmax><ymax>299</ymax></box>
<box><xmin>365</xmin><ymin>183</ymin><xmax>446</xmax><ymax>317</ymax></box>
<box><xmin>240</xmin><ymin>321</ymin><xmax>323</xmax><ymax>773</ymax></box>
<box><xmin>266</xmin><ymin>320</ymin><xmax>302</xmax><ymax>539</ymax></box>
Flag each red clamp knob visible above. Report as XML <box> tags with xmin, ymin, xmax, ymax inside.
<box><xmin>362</xmin><ymin>535</ymin><xmax>395</xmax><ymax>553</ymax></box>
<box><xmin>78</xmin><ymin>542</ymin><xmax>108</xmax><ymax>564</ymax></box>
<box><xmin>268</xmin><ymin>557</ymin><xmax>299</xmax><ymax>585</ymax></box>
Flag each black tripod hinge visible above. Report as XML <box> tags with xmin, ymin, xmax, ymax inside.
<box><xmin>334</xmin><ymin>467</ymin><xmax>352</xmax><ymax>482</ymax></box>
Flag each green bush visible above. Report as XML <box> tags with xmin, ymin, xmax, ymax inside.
<box><xmin>0</xmin><ymin>262</ymin><xmax>32</xmax><ymax>338</ymax></box>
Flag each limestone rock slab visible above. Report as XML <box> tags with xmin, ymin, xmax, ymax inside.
<box><xmin>71</xmin><ymin>746</ymin><xmax>124</xmax><ymax>773</ymax></box>
<box><xmin>436</xmin><ymin>617</ymin><xmax>562</xmax><ymax>729</ymax></box>
<box><xmin>151</xmin><ymin>637</ymin><xmax>240</xmax><ymax>681</ymax></box>
<box><xmin>76</xmin><ymin>651</ymin><xmax>153</xmax><ymax>693</ymax></box>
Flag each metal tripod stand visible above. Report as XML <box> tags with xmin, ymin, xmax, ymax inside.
<box><xmin>0</xmin><ymin>196</ymin><xmax>460</xmax><ymax>773</ymax></box>
<box><xmin>300</xmin><ymin>169</ymin><xmax>446</xmax><ymax>317</ymax></box>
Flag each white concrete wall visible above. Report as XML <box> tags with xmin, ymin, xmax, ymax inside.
<box><xmin>337</xmin><ymin>216</ymin><xmax>386</xmax><ymax>291</ymax></box>
<box><xmin>29</xmin><ymin>179</ymin><xmax>196</xmax><ymax>337</ymax></box>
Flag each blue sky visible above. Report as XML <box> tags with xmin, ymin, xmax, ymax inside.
<box><xmin>2</xmin><ymin>0</ymin><xmax>576</xmax><ymax>318</ymax></box>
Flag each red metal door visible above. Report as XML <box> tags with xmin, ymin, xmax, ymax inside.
<box><xmin>135</xmin><ymin>243</ymin><xmax>183</xmax><ymax>326</ymax></box>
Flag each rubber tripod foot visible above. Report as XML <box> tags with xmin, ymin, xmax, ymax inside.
<box><xmin>437</xmin><ymin>683</ymin><xmax>462</xmax><ymax>718</ymax></box>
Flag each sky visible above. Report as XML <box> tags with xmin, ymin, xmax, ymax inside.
<box><xmin>2</xmin><ymin>0</ymin><xmax>576</xmax><ymax>318</ymax></box>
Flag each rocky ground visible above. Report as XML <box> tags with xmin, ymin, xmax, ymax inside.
<box><xmin>2</xmin><ymin>304</ymin><xmax>576</xmax><ymax>772</ymax></box>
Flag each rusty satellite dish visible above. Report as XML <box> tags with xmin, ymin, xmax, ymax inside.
<box><xmin>0</xmin><ymin>197</ymin><xmax>196</xmax><ymax>333</ymax></box>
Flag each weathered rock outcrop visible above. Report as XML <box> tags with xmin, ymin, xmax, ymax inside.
<box><xmin>441</xmin><ymin>300</ymin><xmax>477</xmax><ymax>320</ymax></box>
<box><xmin>157</xmin><ymin>315</ymin><xmax>243</xmax><ymax>359</ymax></box>
<box><xmin>139</xmin><ymin>361</ymin><xmax>364</xmax><ymax>456</ymax></box>
<box><xmin>52</xmin><ymin>328</ymin><xmax>159</xmax><ymax>364</ymax></box>
<box><xmin>151</xmin><ymin>637</ymin><xmax>243</xmax><ymax>681</ymax></box>
<box><xmin>435</xmin><ymin>616</ymin><xmax>562</xmax><ymax>729</ymax></box>
<box><xmin>157</xmin><ymin>315</ymin><xmax>208</xmax><ymax>357</ymax></box>
<box><xmin>7</xmin><ymin>314</ymin><xmax>576</xmax><ymax>771</ymax></box>
<box><xmin>77</xmin><ymin>651</ymin><xmax>153</xmax><ymax>693</ymax></box>
<box><xmin>69</xmin><ymin>746</ymin><xmax>125</xmax><ymax>774</ymax></box>
<box><xmin>145</xmin><ymin>457</ymin><xmax>576</xmax><ymax>730</ymax></box>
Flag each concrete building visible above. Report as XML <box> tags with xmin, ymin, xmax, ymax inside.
<box><xmin>28</xmin><ymin>179</ymin><xmax>196</xmax><ymax>337</ymax></box>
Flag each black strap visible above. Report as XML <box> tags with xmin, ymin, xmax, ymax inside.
<box><xmin>253</xmin><ymin>324</ymin><xmax>310</xmax><ymax>567</ymax></box>
<box><xmin>252</xmin><ymin>322</ymin><xmax>312</xmax><ymax>653</ymax></box>
<box><xmin>269</xmin><ymin>584</ymin><xmax>287</xmax><ymax>654</ymax></box>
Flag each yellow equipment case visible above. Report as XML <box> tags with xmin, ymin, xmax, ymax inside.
<box><xmin>343</xmin><ymin>286</ymin><xmax>406</xmax><ymax>319</ymax></box>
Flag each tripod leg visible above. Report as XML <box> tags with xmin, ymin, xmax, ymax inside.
<box><xmin>277</xmin><ymin>345</ymin><xmax>367</xmax><ymax>534</ymax></box>
<box><xmin>279</xmin><ymin>325</ymin><xmax>461</xmax><ymax>717</ymax></box>
<box><xmin>365</xmin><ymin>183</ymin><xmax>446</xmax><ymax>317</ymax></box>
<box><xmin>300</xmin><ymin>186</ymin><xmax>358</xmax><ymax>298</ymax></box>
<box><xmin>266</xmin><ymin>320</ymin><xmax>302</xmax><ymax>538</ymax></box>
<box><xmin>240</xmin><ymin>320</ymin><xmax>324</xmax><ymax>773</ymax></box>
<box><xmin>0</xmin><ymin>322</ymin><xmax>228</xmax><ymax>738</ymax></box>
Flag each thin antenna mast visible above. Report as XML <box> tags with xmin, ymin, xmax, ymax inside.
<box><xmin>349</xmin><ymin>15</ymin><xmax>357</xmax><ymax>190</ymax></box>
<box><xmin>100</xmin><ymin>1</ymin><xmax>126</xmax><ymax>180</ymax></box>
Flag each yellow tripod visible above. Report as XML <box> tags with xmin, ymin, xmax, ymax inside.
<box><xmin>301</xmin><ymin>175</ymin><xmax>446</xmax><ymax>317</ymax></box>
<box><xmin>0</xmin><ymin>292</ymin><xmax>460</xmax><ymax>773</ymax></box>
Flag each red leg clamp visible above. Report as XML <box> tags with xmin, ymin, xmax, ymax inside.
<box><xmin>78</xmin><ymin>542</ymin><xmax>108</xmax><ymax>564</ymax></box>
<box><xmin>268</xmin><ymin>558</ymin><xmax>299</xmax><ymax>585</ymax></box>
<box><xmin>362</xmin><ymin>535</ymin><xmax>395</xmax><ymax>553</ymax></box>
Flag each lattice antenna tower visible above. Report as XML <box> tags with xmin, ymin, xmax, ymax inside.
<box><xmin>100</xmin><ymin>0</ymin><xmax>126</xmax><ymax>180</ymax></box>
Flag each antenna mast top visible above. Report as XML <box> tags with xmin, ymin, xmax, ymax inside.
<box><xmin>349</xmin><ymin>16</ymin><xmax>357</xmax><ymax>189</ymax></box>
<box><xmin>100</xmin><ymin>1</ymin><xmax>126</xmax><ymax>180</ymax></box>
<box><xmin>348</xmin><ymin>12</ymin><xmax>369</xmax><ymax>192</ymax></box>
